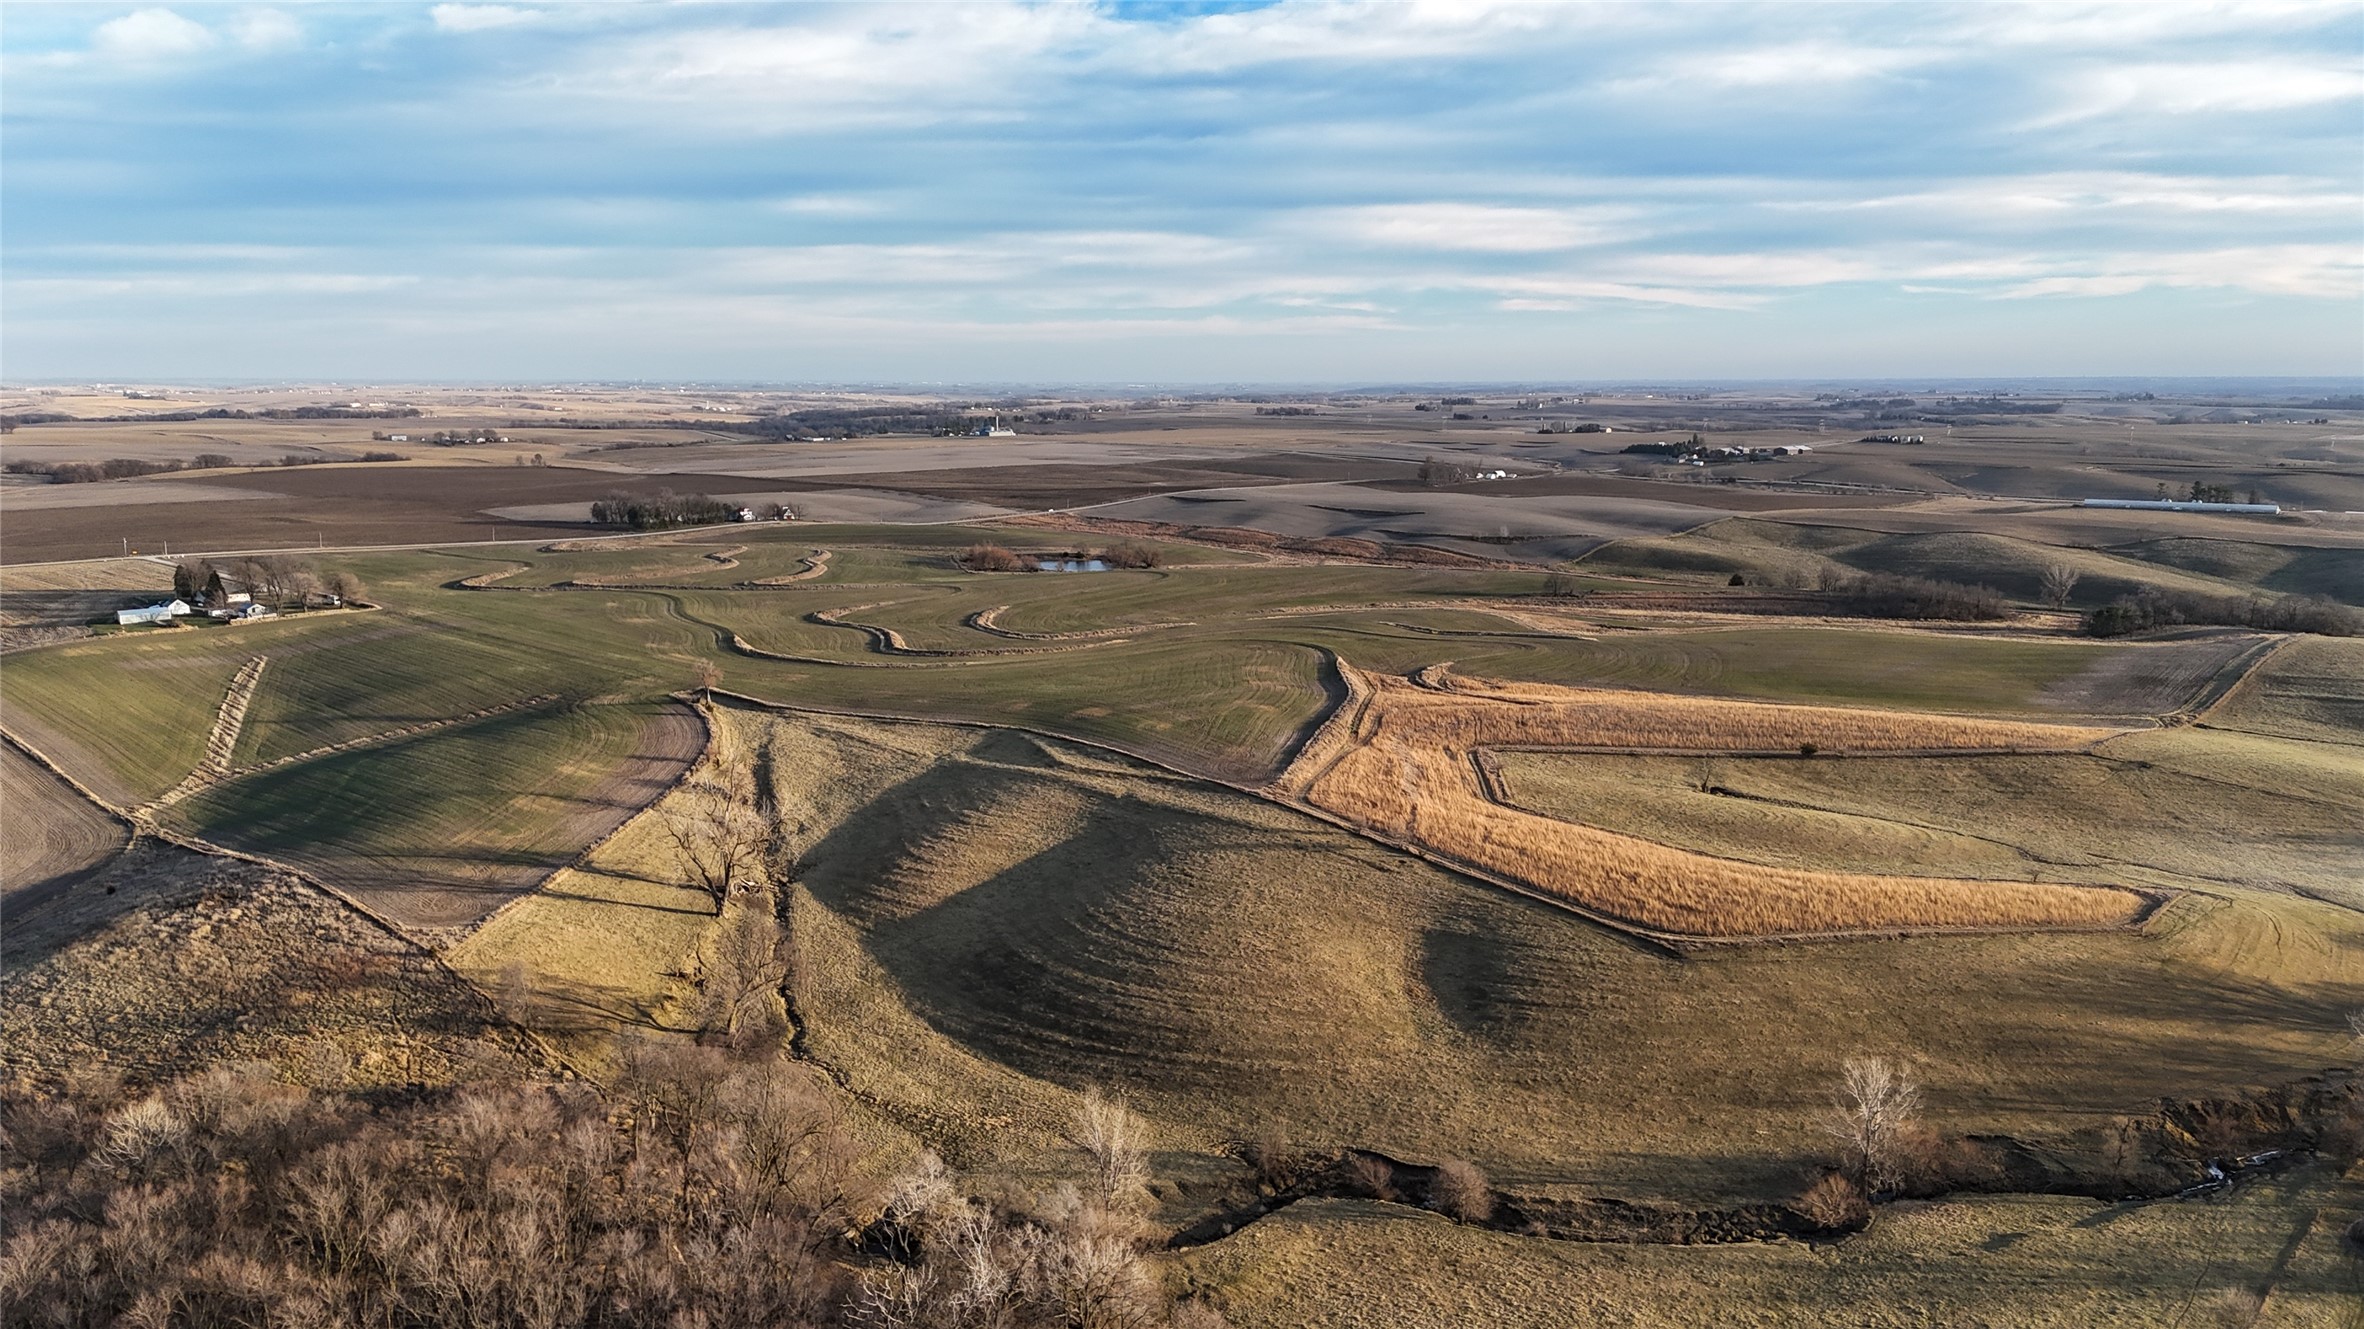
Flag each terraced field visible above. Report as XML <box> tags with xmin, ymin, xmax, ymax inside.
<box><xmin>1272</xmin><ymin>661</ymin><xmax>2143</xmax><ymax>937</ymax></box>
<box><xmin>490</xmin><ymin>705</ymin><xmax>2358</xmax><ymax>1206</ymax></box>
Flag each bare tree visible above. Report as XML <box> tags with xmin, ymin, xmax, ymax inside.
<box><xmin>325</xmin><ymin>569</ymin><xmax>364</xmax><ymax>605</ymax></box>
<box><xmin>2347</xmin><ymin>1009</ymin><xmax>2364</xmax><ymax>1066</ymax></box>
<box><xmin>1066</xmin><ymin>1088</ymin><xmax>1149</xmax><ymax>1206</ymax></box>
<box><xmin>1428</xmin><ymin>1158</ymin><xmax>1494</xmax><ymax>1222</ymax></box>
<box><xmin>1823</xmin><ymin>1056</ymin><xmax>1922</xmax><ymax>1194</ymax></box>
<box><xmin>2039</xmin><ymin>564</ymin><xmax>2081</xmax><ymax>609</ymax></box>
<box><xmin>283</xmin><ymin>566</ymin><xmax>324</xmax><ymax>609</ymax></box>
<box><xmin>658</xmin><ymin>781</ymin><xmax>767</xmax><ymax>913</ymax></box>
<box><xmin>701</xmin><ymin>887</ymin><xmax>789</xmax><ymax>1040</ymax></box>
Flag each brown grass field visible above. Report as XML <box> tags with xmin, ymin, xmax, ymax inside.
<box><xmin>1273</xmin><ymin>661</ymin><xmax>2145</xmax><ymax>937</ymax></box>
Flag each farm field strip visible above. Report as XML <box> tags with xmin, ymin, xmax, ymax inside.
<box><xmin>1272</xmin><ymin>659</ymin><xmax>2149</xmax><ymax>938</ymax></box>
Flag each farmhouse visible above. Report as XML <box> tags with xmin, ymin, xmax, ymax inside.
<box><xmin>117</xmin><ymin>599</ymin><xmax>192</xmax><ymax>626</ymax></box>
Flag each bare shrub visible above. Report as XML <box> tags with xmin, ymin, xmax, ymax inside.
<box><xmin>1243</xmin><ymin>1127</ymin><xmax>1299</xmax><ymax>1191</ymax></box>
<box><xmin>1794</xmin><ymin>1170</ymin><xmax>1870</xmax><ymax>1230</ymax></box>
<box><xmin>1823</xmin><ymin>1057</ymin><xmax>1923</xmax><ymax>1194</ymax></box>
<box><xmin>2346</xmin><ymin>1009</ymin><xmax>2364</xmax><ymax>1065</ymax></box>
<box><xmin>1</xmin><ymin>1044</ymin><xmax>864</xmax><ymax>1327</ymax></box>
<box><xmin>859</xmin><ymin>1160</ymin><xmax>1166</xmax><ymax>1329</ymax></box>
<box><xmin>961</xmin><ymin>543</ymin><xmax>1027</xmax><ymax>573</ymax></box>
<box><xmin>296</xmin><ymin>1038</ymin><xmax>350</xmax><ymax>1091</ymax></box>
<box><xmin>1346</xmin><ymin>1153</ymin><xmax>1396</xmax><ymax>1202</ymax></box>
<box><xmin>2202</xmin><ymin>1286</ymin><xmax>2265</xmax><ymax>1327</ymax></box>
<box><xmin>1172</xmin><ymin>1301</ymin><xmax>1235</xmax><ymax>1329</ymax></box>
<box><xmin>1068</xmin><ymin>1087</ymin><xmax>1150</xmax><ymax>1206</ymax></box>
<box><xmin>1101</xmin><ymin>541</ymin><xmax>1162</xmax><ymax>569</ymax></box>
<box><xmin>94</xmin><ymin>1096</ymin><xmax>189</xmax><ymax>1178</ymax></box>
<box><xmin>1428</xmin><ymin>1158</ymin><xmax>1494</xmax><ymax>1222</ymax></box>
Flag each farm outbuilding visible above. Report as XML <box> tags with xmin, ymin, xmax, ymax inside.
<box><xmin>117</xmin><ymin>599</ymin><xmax>192</xmax><ymax>626</ymax></box>
<box><xmin>2080</xmin><ymin>498</ymin><xmax>2280</xmax><ymax>515</ymax></box>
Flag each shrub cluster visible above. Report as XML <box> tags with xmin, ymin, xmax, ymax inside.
<box><xmin>1418</xmin><ymin>456</ymin><xmax>1478</xmax><ymax>487</ymax></box>
<box><xmin>1100</xmin><ymin>542</ymin><xmax>1161</xmax><ymax>569</ymax></box>
<box><xmin>0</xmin><ymin>1046</ymin><xmax>863</xmax><ymax>1327</ymax></box>
<box><xmin>2085</xmin><ymin>590</ymin><xmax>2359</xmax><ymax>638</ymax></box>
<box><xmin>589</xmin><ymin>490</ymin><xmax>737</xmax><ymax>530</ymax></box>
<box><xmin>960</xmin><ymin>543</ymin><xmax>1028</xmax><ymax>572</ymax></box>
<box><xmin>1823</xmin><ymin>571</ymin><xmax>2008</xmax><ymax>621</ymax></box>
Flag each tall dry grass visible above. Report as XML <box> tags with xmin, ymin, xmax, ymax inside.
<box><xmin>1277</xmin><ymin>661</ymin><xmax>2145</xmax><ymax>937</ymax></box>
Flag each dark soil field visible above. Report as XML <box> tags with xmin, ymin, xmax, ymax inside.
<box><xmin>749</xmin><ymin>453</ymin><xmax>1419</xmax><ymax>508</ymax></box>
<box><xmin>0</xmin><ymin>465</ymin><xmax>775</xmax><ymax>563</ymax></box>
<box><xmin>1368</xmin><ymin>472</ymin><xmax>1913</xmax><ymax>510</ymax></box>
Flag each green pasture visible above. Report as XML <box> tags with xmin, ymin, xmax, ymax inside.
<box><xmin>164</xmin><ymin>699</ymin><xmax>680</xmax><ymax>922</ymax></box>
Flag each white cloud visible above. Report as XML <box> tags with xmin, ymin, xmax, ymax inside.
<box><xmin>773</xmin><ymin>196</ymin><xmax>887</xmax><ymax>217</ymax></box>
<box><xmin>431</xmin><ymin>5</ymin><xmax>544</xmax><ymax>34</ymax></box>
<box><xmin>1296</xmin><ymin>204</ymin><xmax>1630</xmax><ymax>253</ymax></box>
<box><xmin>1679</xmin><ymin>40</ymin><xmax>1933</xmax><ymax>90</ymax></box>
<box><xmin>230</xmin><ymin>9</ymin><xmax>302</xmax><ymax>52</ymax></box>
<box><xmin>2033</xmin><ymin>60</ymin><xmax>2364</xmax><ymax>126</ymax></box>
<box><xmin>1768</xmin><ymin>173</ymin><xmax>2364</xmax><ymax>220</ymax></box>
<box><xmin>92</xmin><ymin>9</ymin><xmax>215</xmax><ymax>61</ymax></box>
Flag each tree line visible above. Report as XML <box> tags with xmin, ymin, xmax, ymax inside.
<box><xmin>588</xmin><ymin>491</ymin><xmax>739</xmax><ymax>530</ymax></box>
<box><xmin>5</xmin><ymin>453</ymin><xmax>402</xmax><ymax>484</ymax></box>
<box><xmin>2086</xmin><ymin>589</ymin><xmax>2358</xmax><ymax>638</ymax></box>
<box><xmin>171</xmin><ymin>557</ymin><xmax>363</xmax><ymax>610</ymax></box>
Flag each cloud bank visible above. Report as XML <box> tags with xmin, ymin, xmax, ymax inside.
<box><xmin>4</xmin><ymin>1</ymin><xmax>2359</xmax><ymax>380</ymax></box>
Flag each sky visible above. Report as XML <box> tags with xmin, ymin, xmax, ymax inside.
<box><xmin>4</xmin><ymin>1</ymin><xmax>2362</xmax><ymax>384</ymax></box>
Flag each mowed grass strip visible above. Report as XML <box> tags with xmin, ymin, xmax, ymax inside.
<box><xmin>1277</xmin><ymin>662</ymin><xmax>2145</xmax><ymax>937</ymax></box>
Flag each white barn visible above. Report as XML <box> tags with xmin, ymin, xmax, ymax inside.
<box><xmin>117</xmin><ymin>599</ymin><xmax>192</xmax><ymax>626</ymax></box>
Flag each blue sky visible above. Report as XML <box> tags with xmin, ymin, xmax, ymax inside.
<box><xmin>4</xmin><ymin>1</ymin><xmax>2361</xmax><ymax>382</ymax></box>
